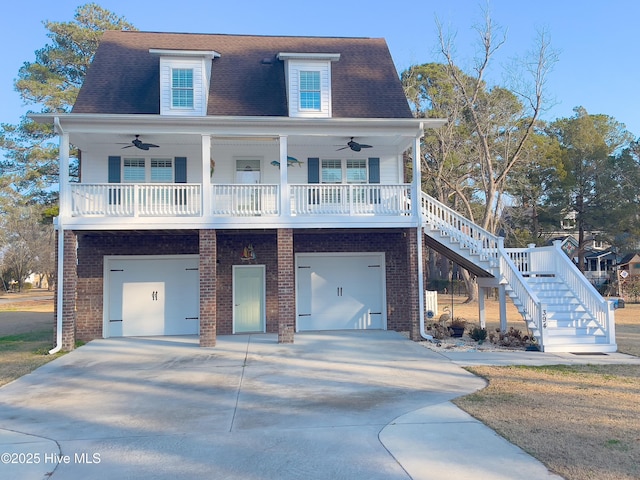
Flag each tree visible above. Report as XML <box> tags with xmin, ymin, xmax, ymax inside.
<box><xmin>0</xmin><ymin>204</ymin><xmax>54</xmax><ymax>292</ymax></box>
<box><xmin>403</xmin><ymin>9</ymin><xmax>558</xmax><ymax>301</ymax></box>
<box><xmin>504</xmin><ymin>128</ymin><xmax>563</xmax><ymax>246</ymax></box>
<box><xmin>0</xmin><ymin>3</ymin><xmax>137</xmax><ymax>204</ymax></box>
<box><xmin>545</xmin><ymin>107</ymin><xmax>635</xmax><ymax>269</ymax></box>
<box><xmin>435</xmin><ymin>12</ymin><xmax>558</xmax><ymax>234</ymax></box>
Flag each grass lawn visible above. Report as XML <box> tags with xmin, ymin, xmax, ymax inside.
<box><xmin>0</xmin><ymin>330</ymin><xmax>61</xmax><ymax>386</ymax></box>
<box><xmin>0</xmin><ymin>295</ymin><xmax>60</xmax><ymax>387</ymax></box>
<box><xmin>449</xmin><ymin>294</ymin><xmax>640</xmax><ymax>480</ymax></box>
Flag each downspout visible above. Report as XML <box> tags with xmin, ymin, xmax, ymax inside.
<box><xmin>412</xmin><ymin>130</ymin><xmax>433</xmax><ymax>342</ymax></box>
<box><xmin>49</xmin><ymin>116</ymin><xmax>65</xmax><ymax>354</ymax></box>
<box><xmin>50</xmin><ymin>218</ymin><xmax>64</xmax><ymax>354</ymax></box>
<box><xmin>417</xmin><ymin>223</ymin><xmax>433</xmax><ymax>341</ymax></box>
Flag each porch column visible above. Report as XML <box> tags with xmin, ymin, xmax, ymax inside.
<box><xmin>478</xmin><ymin>287</ymin><xmax>487</xmax><ymax>329</ymax></box>
<box><xmin>407</xmin><ymin>228</ymin><xmax>421</xmax><ymax>340</ymax></box>
<box><xmin>499</xmin><ymin>284</ymin><xmax>508</xmax><ymax>331</ymax></box>
<box><xmin>279</xmin><ymin>135</ymin><xmax>289</xmax><ymax>217</ymax></box>
<box><xmin>56</xmin><ymin>119</ymin><xmax>71</xmax><ymax>218</ymax></box>
<box><xmin>412</xmin><ymin>134</ymin><xmax>422</xmax><ymax>219</ymax></box>
<box><xmin>277</xmin><ymin>228</ymin><xmax>295</xmax><ymax>343</ymax></box>
<box><xmin>199</xmin><ymin>229</ymin><xmax>217</xmax><ymax>347</ymax></box>
<box><xmin>61</xmin><ymin>230</ymin><xmax>77</xmax><ymax>351</ymax></box>
<box><xmin>202</xmin><ymin>135</ymin><xmax>212</xmax><ymax>217</ymax></box>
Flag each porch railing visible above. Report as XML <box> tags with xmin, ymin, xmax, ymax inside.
<box><xmin>211</xmin><ymin>184</ymin><xmax>279</xmax><ymax>216</ymax></box>
<box><xmin>71</xmin><ymin>184</ymin><xmax>201</xmax><ymax>217</ymax></box>
<box><xmin>290</xmin><ymin>184</ymin><xmax>411</xmax><ymax>216</ymax></box>
<box><xmin>70</xmin><ymin>183</ymin><xmax>413</xmax><ymax>219</ymax></box>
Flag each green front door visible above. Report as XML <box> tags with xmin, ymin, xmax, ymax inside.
<box><xmin>233</xmin><ymin>265</ymin><xmax>265</xmax><ymax>333</ymax></box>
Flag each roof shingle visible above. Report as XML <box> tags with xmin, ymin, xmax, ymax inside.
<box><xmin>73</xmin><ymin>31</ymin><xmax>412</xmax><ymax>118</ymax></box>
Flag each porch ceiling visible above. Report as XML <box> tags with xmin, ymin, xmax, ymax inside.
<box><xmin>70</xmin><ymin>132</ymin><xmax>416</xmax><ymax>156</ymax></box>
<box><xmin>34</xmin><ymin>113</ymin><xmax>445</xmax><ymax>155</ymax></box>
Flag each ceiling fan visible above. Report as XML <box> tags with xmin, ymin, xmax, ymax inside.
<box><xmin>336</xmin><ymin>137</ymin><xmax>372</xmax><ymax>152</ymax></box>
<box><xmin>120</xmin><ymin>135</ymin><xmax>159</xmax><ymax>151</ymax></box>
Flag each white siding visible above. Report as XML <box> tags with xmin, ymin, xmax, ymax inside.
<box><xmin>159</xmin><ymin>57</ymin><xmax>208</xmax><ymax>116</ymax></box>
<box><xmin>285</xmin><ymin>60</ymin><xmax>332</xmax><ymax>118</ymax></box>
<box><xmin>80</xmin><ymin>143</ymin><xmax>203</xmax><ymax>183</ymax></box>
<box><xmin>380</xmin><ymin>155</ymin><xmax>401</xmax><ymax>184</ymax></box>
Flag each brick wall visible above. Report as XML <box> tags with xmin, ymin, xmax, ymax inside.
<box><xmin>59</xmin><ymin>230</ymin><xmax>78</xmax><ymax>351</ymax></box>
<box><xmin>72</xmin><ymin>227</ymin><xmax>419</xmax><ymax>342</ymax></box>
<box><xmin>199</xmin><ymin>230</ymin><xmax>217</xmax><ymax>347</ymax></box>
<box><xmin>406</xmin><ymin>228</ymin><xmax>420</xmax><ymax>340</ymax></box>
<box><xmin>293</xmin><ymin>229</ymin><xmax>412</xmax><ymax>332</ymax></box>
<box><xmin>215</xmin><ymin>231</ymin><xmax>278</xmax><ymax>335</ymax></box>
<box><xmin>277</xmin><ymin>229</ymin><xmax>295</xmax><ymax>343</ymax></box>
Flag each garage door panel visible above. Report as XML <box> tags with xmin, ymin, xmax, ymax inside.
<box><xmin>106</xmin><ymin>256</ymin><xmax>199</xmax><ymax>337</ymax></box>
<box><xmin>296</xmin><ymin>254</ymin><xmax>385</xmax><ymax>331</ymax></box>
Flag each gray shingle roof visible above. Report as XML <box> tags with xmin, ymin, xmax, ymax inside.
<box><xmin>73</xmin><ymin>31</ymin><xmax>412</xmax><ymax>118</ymax></box>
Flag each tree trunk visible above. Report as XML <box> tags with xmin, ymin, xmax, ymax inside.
<box><xmin>461</xmin><ymin>268</ymin><xmax>478</xmax><ymax>303</ymax></box>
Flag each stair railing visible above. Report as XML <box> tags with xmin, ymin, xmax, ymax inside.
<box><xmin>419</xmin><ymin>191</ymin><xmax>546</xmax><ymax>347</ymax></box>
<box><xmin>547</xmin><ymin>241</ymin><xmax>615</xmax><ymax>343</ymax></box>
<box><xmin>499</xmin><ymin>241</ymin><xmax>545</xmax><ymax>347</ymax></box>
<box><xmin>419</xmin><ymin>192</ymin><xmax>501</xmax><ymax>269</ymax></box>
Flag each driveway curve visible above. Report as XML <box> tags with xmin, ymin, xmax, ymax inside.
<box><xmin>0</xmin><ymin>331</ymin><xmax>556</xmax><ymax>479</ymax></box>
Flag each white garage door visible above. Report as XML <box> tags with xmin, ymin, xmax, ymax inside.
<box><xmin>296</xmin><ymin>253</ymin><xmax>386</xmax><ymax>331</ymax></box>
<box><xmin>105</xmin><ymin>256</ymin><xmax>199</xmax><ymax>337</ymax></box>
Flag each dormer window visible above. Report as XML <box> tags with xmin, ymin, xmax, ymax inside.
<box><xmin>172</xmin><ymin>68</ymin><xmax>194</xmax><ymax>108</ymax></box>
<box><xmin>299</xmin><ymin>71</ymin><xmax>321</xmax><ymax>110</ymax></box>
<box><xmin>150</xmin><ymin>48</ymin><xmax>220</xmax><ymax>116</ymax></box>
<box><xmin>278</xmin><ymin>52</ymin><xmax>340</xmax><ymax>118</ymax></box>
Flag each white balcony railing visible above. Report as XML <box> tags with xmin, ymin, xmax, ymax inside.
<box><xmin>211</xmin><ymin>184</ymin><xmax>279</xmax><ymax>216</ymax></box>
<box><xmin>290</xmin><ymin>184</ymin><xmax>411</xmax><ymax>216</ymax></box>
<box><xmin>71</xmin><ymin>184</ymin><xmax>202</xmax><ymax>217</ymax></box>
<box><xmin>70</xmin><ymin>183</ymin><xmax>413</xmax><ymax>219</ymax></box>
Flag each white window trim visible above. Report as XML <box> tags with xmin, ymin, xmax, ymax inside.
<box><xmin>320</xmin><ymin>158</ymin><xmax>368</xmax><ymax>184</ymax></box>
<box><xmin>299</xmin><ymin>70</ymin><xmax>322</xmax><ymax>112</ymax></box>
<box><xmin>170</xmin><ymin>67</ymin><xmax>195</xmax><ymax>110</ymax></box>
<box><xmin>122</xmin><ymin>157</ymin><xmax>174</xmax><ymax>183</ymax></box>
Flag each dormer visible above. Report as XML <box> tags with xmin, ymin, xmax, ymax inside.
<box><xmin>277</xmin><ymin>52</ymin><xmax>340</xmax><ymax>118</ymax></box>
<box><xmin>150</xmin><ymin>49</ymin><xmax>220</xmax><ymax>116</ymax></box>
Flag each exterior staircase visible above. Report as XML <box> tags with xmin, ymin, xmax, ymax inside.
<box><xmin>420</xmin><ymin>192</ymin><xmax>617</xmax><ymax>353</ymax></box>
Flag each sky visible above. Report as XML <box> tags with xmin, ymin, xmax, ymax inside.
<box><xmin>0</xmin><ymin>0</ymin><xmax>639</xmax><ymax>137</ymax></box>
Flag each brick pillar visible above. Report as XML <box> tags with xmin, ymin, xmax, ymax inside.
<box><xmin>277</xmin><ymin>228</ymin><xmax>295</xmax><ymax>343</ymax></box>
<box><xmin>199</xmin><ymin>229</ymin><xmax>217</xmax><ymax>347</ymax></box>
<box><xmin>61</xmin><ymin>230</ymin><xmax>77</xmax><ymax>351</ymax></box>
<box><xmin>407</xmin><ymin>228</ymin><xmax>421</xmax><ymax>340</ymax></box>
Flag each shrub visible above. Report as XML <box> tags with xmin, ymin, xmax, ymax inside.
<box><xmin>469</xmin><ymin>326</ymin><xmax>488</xmax><ymax>343</ymax></box>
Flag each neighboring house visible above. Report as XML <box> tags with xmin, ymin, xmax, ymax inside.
<box><xmin>619</xmin><ymin>253</ymin><xmax>640</xmax><ymax>278</ymax></box>
<box><xmin>34</xmin><ymin>31</ymin><xmax>444</xmax><ymax>350</ymax></box>
<box><xmin>35</xmin><ymin>31</ymin><xmax>616</xmax><ymax>353</ymax></box>
<box><xmin>583</xmin><ymin>249</ymin><xmax>617</xmax><ymax>287</ymax></box>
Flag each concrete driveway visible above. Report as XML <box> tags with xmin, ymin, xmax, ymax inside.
<box><xmin>0</xmin><ymin>331</ymin><xmax>561</xmax><ymax>479</ymax></box>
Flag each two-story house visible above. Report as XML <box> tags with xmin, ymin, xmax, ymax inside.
<box><xmin>35</xmin><ymin>31</ymin><xmax>445</xmax><ymax>350</ymax></box>
<box><xmin>36</xmin><ymin>30</ymin><xmax>617</xmax><ymax>354</ymax></box>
